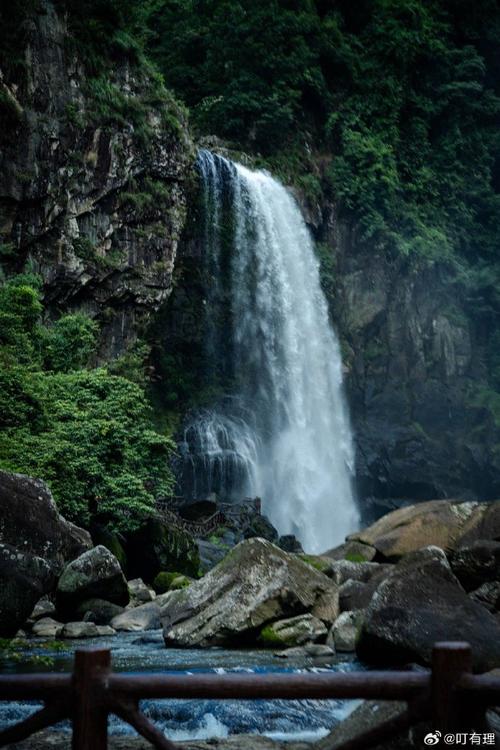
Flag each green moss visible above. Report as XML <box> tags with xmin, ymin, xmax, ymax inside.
<box><xmin>298</xmin><ymin>554</ymin><xmax>330</xmax><ymax>573</ymax></box>
<box><xmin>345</xmin><ymin>553</ymin><xmax>367</xmax><ymax>563</ymax></box>
<box><xmin>258</xmin><ymin>625</ymin><xmax>288</xmax><ymax>647</ymax></box>
<box><xmin>153</xmin><ymin>570</ymin><xmax>189</xmax><ymax>594</ymax></box>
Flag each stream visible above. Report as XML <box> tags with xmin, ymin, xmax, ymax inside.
<box><xmin>0</xmin><ymin>633</ymin><xmax>361</xmax><ymax>742</ymax></box>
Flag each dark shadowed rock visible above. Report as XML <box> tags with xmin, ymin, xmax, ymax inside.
<box><xmin>469</xmin><ymin>581</ymin><xmax>500</xmax><ymax>612</ymax></box>
<box><xmin>357</xmin><ymin>546</ymin><xmax>500</xmax><ymax>672</ymax></box>
<box><xmin>161</xmin><ymin>538</ymin><xmax>337</xmax><ymax>647</ymax></box>
<box><xmin>56</xmin><ymin>545</ymin><xmax>129</xmax><ymax>617</ymax></box>
<box><xmin>75</xmin><ymin>598</ymin><xmax>125</xmax><ymax>625</ymax></box>
<box><xmin>278</xmin><ymin>535</ymin><xmax>304</xmax><ymax>553</ymax></box>
<box><xmin>0</xmin><ymin>543</ymin><xmax>55</xmax><ymax>637</ymax></box>
<box><xmin>339</xmin><ymin>580</ymin><xmax>372</xmax><ymax>612</ymax></box>
<box><xmin>450</xmin><ymin>540</ymin><xmax>500</xmax><ymax>591</ymax></box>
<box><xmin>0</xmin><ymin>471</ymin><xmax>92</xmax><ymax>571</ymax></box>
<box><xmin>127</xmin><ymin>518</ymin><xmax>200</xmax><ymax>582</ymax></box>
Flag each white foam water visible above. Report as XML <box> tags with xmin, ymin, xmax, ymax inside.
<box><xmin>187</xmin><ymin>151</ymin><xmax>360</xmax><ymax>552</ymax></box>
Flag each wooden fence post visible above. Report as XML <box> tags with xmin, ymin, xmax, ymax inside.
<box><xmin>72</xmin><ymin>648</ymin><xmax>111</xmax><ymax>750</ymax></box>
<box><xmin>432</xmin><ymin>641</ymin><xmax>472</xmax><ymax>733</ymax></box>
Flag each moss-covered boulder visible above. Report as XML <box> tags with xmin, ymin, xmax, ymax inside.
<box><xmin>161</xmin><ymin>538</ymin><xmax>337</xmax><ymax>648</ymax></box>
<box><xmin>56</xmin><ymin>545</ymin><xmax>129</xmax><ymax>618</ymax></box>
<box><xmin>153</xmin><ymin>571</ymin><xmax>191</xmax><ymax>594</ymax></box>
<box><xmin>258</xmin><ymin>614</ymin><xmax>327</xmax><ymax>648</ymax></box>
<box><xmin>127</xmin><ymin>518</ymin><xmax>200</xmax><ymax>582</ymax></box>
<box><xmin>90</xmin><ymin>526</ymin><xmax>128</xmax><ymax>574</ymax></box>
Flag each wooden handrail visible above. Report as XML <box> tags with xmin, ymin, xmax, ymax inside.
<box><xmin>0</xmin><ymin>642</ymin><xmax>498</xmax><ymax>749</ymax></box>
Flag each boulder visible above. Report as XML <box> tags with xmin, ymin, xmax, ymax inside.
<box><xmin>450</xmin><ymin>541</ymin><xmax>500</xmax><ymax>591</ymax></box>
<box><xmin>0</xmin><ymin>543</ymin><xmax>55</xmax><ymax>637</ymax></box>
<box><xmin>331</xmin><ymin>611</ymin><xmax>363</xmax><ymax>652</ymax></box>
<box><xmin>32</xmin><ymin>617</ymin><xmax>64</xmax><ymax>638</ymax></box>
<box><xmin>111</xmin><ymin>601</ymin><xmax>161</xmax><ymax>631</ymax></box>
<box><xmin>28</xmin><ymin>597</ymin><xmax>56</xmax><ymax>623</ymax></box>
<box><xmin>339</xmin><ymin>580</ymin><xmax>373</xmax><ymax>612</ymax></box>
<box><xmin>350</xmin><ymin>500</ymin><xmax>480</xmax><ymax>560</ymax></box>
<box><xmin>357</xmin><ymin>546</ymin><xmax>500</xmax><ymax>671</ymax></box>
<box><xmin>259</xmin><ymin>614</ymin><xmax>327</xmax><ymax>648</ymax></box>
<box><xmin>316</xmin><ymin>700</ymin><xmax>408</xmax><ymax>750</ymax></box>
<box><xmin>275</xmin><ymin>644</ymin><xmax>335</xmax><ymax>659</ymax></box>
<box><xmin>278</xmin><ymin>535</ymin><xmax>304</xmax><ymax>553</ymax></box>
<box><xmin>127</xmin><ymin>518</ymin><xmax>200</xmax><ymax>581</ymax></box>
<box><xmin>128</xmin><ymin>578</ymin><xmax>156</xmax><ymax>606</ymax></box>
<box><xmin>322</xmin><ymin>540</ymin><xmax>377</xmax><ymax>562</ymax></box>
<box><xmin>197</xmin><ymin>540</ymin><xmax>228</xmax><ymax>573</ymax></box>
<box><xmin>161</xmin><ymin>538</ymin><xmax>338</xmax><ymax>648</ymax></box>
<box><xmin>325</xmin><ymin>561</ymin><xmax>392</xmax><ymax>586</ymax></box>
<box><xmin>311</xmin><ymin>589</ymin><xmax>340</xmax><ymax>623</ymax></box>
<box><xmin>75</xmin><ymin>598</ymin><xmax>125</xmax><ymax>625</ymax></box>
<box><xmin>90</xmin><ymin>526</ymin><xmax>128</xmax><ymax>573</ymax></box>
<box><xmin>62</xmin><ymin>621</ymin><xmax>99</xmax><ymax>638</ymax></box>
<box><xmin>96</xmin><ymin>625</ymin><xmax>116</xmax><ymax>637</ymax></box>
<box><xmin>56</xmin><ymin>545</ymin><xmax>129</xmax><ymax>617</ymax></box>
<box><xmin>457</xmin><ymin>501</ymin><xmax>500</xmax><ymax>546</ymax></box>
<box><xmin>469</xmin><ymin>581</ymin><xmax>500</xmax><ymax>612</ymax></box>
<box><xmin>0</xmin><ymin>471</ymin><xmax>92</xmax><ymax>571</ymax></box>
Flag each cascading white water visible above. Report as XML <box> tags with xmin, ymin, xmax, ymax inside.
<box><xmin>182</xmin><ymin>150</ymin><xmax>359</xmax><ymax>552</ymax></box>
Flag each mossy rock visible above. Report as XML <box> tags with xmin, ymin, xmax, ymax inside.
<box><xmin>91</xmin><ymin>526</ymin><xmax>127</xmax><ymax>574</ymax></box>
<box><xmin>258</xmin><ymin>624</ymin><xmax>288</xmax><ymax>647</ymax></box>
<box><xmin>153</xmin><ymin>571</ymin><xmax>192</xmax><ymax>594</ymax></box>
<box><xmin>298</xmin><ymin>554</ymin><xmax>330</xmax><ymax>574</ymax></box>
<box><xmin>127</xmin><ymin>519</ymin><xmax>200</xmax><ymax>583</ymax></box>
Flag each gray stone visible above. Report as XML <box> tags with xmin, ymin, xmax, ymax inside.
<box><xmin>128</xmin><ymin>578</ymin><xmax>156</xmax><ymax>606</ymax></box>
<box><xmin>274</xmin><ymin>644</ymin><xmax>335</xmax><ymax>659</ymax></box>
<box><xmin>450</xmin><ymin>540</ymin><xmax>500</xmax><ymax>591</ymax></box>
<box><xmin>62</xmin><ymin>621</ymin><xmax>99</xmax><ymax>638</ymax></box>
<box><xmin>111</xmin><ymin>601</ymin><xmax>161</xmax><ymax>632</ymax></box>
<box><xmin>357</xmin><ymin>546</ymin><xmax>500</xmax><ymax>671</ymax></box>
<box><xmin>325</xmin><ymin>560</ymin><xmax>391</xmax><ymax>586</ymax></box>
<box><xmin>32</xmin><ymin>617</ymin><xmax>64</xmax><ymax>638</ymax></box>
<box><xmin>161</xmin><ymin>538</ymin><xmax>337</xmax><ymax>648</ymax></box>
<box><xmin>259</xmin><ymin>614</ymin><xmax>327</xmax><ymax>647</ymax></box>
<box><xmin>96</xmin><ymin>625</ymin><xmax>116</xmax><ymax>636</ymax></box>
<box><xmin>339</xmin><ymin>580</ymin><xmax>373</xmax><ymax>612</ymax></box>
<box><xmin>57</xmin><ymin>546</ymin><xmax>129</xmax><ymax>617</ymax></box>
<box><xmin>331</xmin><ymin>611</ymin><xmax>364</xmax><ymax>652</ymax></box>
<box><xmin>28</xmin><ymin>597</ymin><xmax>56</xmax><ymax>623</ymax></box>
<box><xmin>316</xmin><ymin>700</ymin><xmax>408</xmax><ymax>750</ymax></box>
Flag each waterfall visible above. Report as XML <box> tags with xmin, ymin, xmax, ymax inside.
<box><xmin>180</xmin><ymin>150</ymin><xmax>359</xmax><ymax>552</ymax></box>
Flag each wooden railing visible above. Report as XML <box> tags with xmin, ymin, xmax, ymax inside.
<box><xmin>0</xmin><ymin>642</ymin><xmax>499</xmax><ymax>749</ymax></box>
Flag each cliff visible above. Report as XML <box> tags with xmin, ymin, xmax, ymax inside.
<box><xmin>0</xmin><ymin>0</ymin><xmax>194</xmax><ymax>360</ymax></box>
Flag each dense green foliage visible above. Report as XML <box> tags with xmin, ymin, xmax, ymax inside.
<box><xmin>146</xmin><ymin>0</ymin><xmax>500</xmax><ymax>260</ymax></box>
<box><xmin>0</xmin><ymin>276</ymin><xmax>176</xmax><ymax>533</ymax></box>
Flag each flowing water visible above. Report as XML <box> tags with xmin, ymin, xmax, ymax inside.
<box><xmin>180</xmin><ymin>151</ymin><xmax>359</xmax><ymax>552</ymax></box>
<box><xmin>0</xmin><ymin>634</ymin><xmax>361</xmax><ymax>742</ymax></box>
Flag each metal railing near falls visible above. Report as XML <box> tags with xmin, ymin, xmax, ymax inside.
<box><xmin>1</xmin><ymin>642</ymin><xmax>500</xmax><ymax>749</ymax></box>
<box><xmin>153</xmin><ymin>498</ymin><xmax>260</xmax><ymax>537</ymax></box>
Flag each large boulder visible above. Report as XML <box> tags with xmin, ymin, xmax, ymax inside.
<box><xmin>32</xmin><ymin>617</ymin><xmax>64</xmax><ymax>638</ymax></box>
<box><xmin>161</xmin><ymin>538</ymin><xmax>338</xmax><ymax>648</ymax></box>
<box><xmin>322</xmin><ymin>540</ymin><xmax>376</xmax><ymax>562</ymax></box>
<box><xmin>127</xmin><ymin>518</ymin><xmax>200</xmax><ymax>581</ymax></box>
<box><xmin>349</xmin><ymin>500</ymin><xmax>480</xmax><ymax>560</ymax></box>
<box><xmin>331</xmin><ymin>611</ymin><xmax>363</xmax><ymax>652</ymax></box>
<box><xmin>62</xmin><ymin>621</ymin><xmax>99</xmax><ymax>639</ymax></box>
<box><xmin>0</xmin><ymin>471</ymin><xmax>92</xmax><ymax>571</ymax></box>
<box><xmin>449</xmin><ymin>540</ymin><xmax>500</xmax><ymax>591</ymax></box>
<box><xmin>56</xmin><ymin>545</ymin><xmax>129</xmax><ymax>617</ymax></box>
<box><xmin>0</xmin><ymin>543</ymin><xmax>55</xmax><ymax>637</ymax></box>
<box><xmin>357</xmin><ymin>546</ymin><xmax>500</xmax><ymax>672</ymax></box>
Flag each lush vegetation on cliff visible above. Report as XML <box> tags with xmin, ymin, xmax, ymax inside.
<box><xmin>146</xmin><ymin>0</ymin><xmax>500</xmax><ymax>264</ymax></box>
<box><xmin>0</xmin><ymin>276</ymin><xmax>176</xmax><ymax>532</ymax></box>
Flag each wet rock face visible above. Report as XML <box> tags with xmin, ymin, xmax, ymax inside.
<box><xmin>309</xmin><ymin>204</ymin><xmax>500</xmax><ymax>511</ymax></box>
<box><xmin>0</xmin><ymin>0</ymin><xmax>194</xmax><ymax>360</ymax></box>
<box><xmin>0</xmin><ymin>543</ymin><xmax>55</xmax><ymax>637</ymax></box>
<box><xmin>0</xmin><ymin>470</ymin><xmax>92</xmax><ymax>571</ymax></box>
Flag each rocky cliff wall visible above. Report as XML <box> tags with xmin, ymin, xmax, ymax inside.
<box><xmin>0</xmin><ymin>1</ymin><xmax>194</xmax><ymax>360</ymax></box>
<box><xmin>311</xmin><ymin>201</ymin><xmax>500</xmax><ymax>516</ymax></box>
